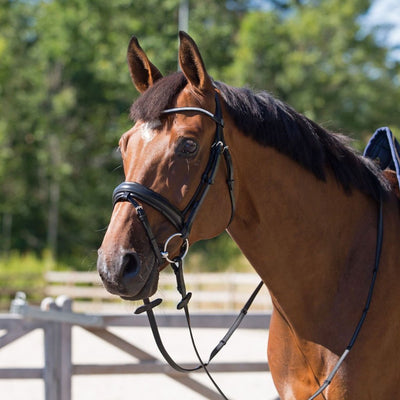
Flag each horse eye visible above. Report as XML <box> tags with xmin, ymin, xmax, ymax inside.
<box><xmin>178</xmin><ymin>138</ymin><xmax>198</xmax><ymax>156</ymax></box>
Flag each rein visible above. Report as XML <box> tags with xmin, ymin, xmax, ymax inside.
<box><xmin>112</xmin><ymin>91</ymin><xmax>263</xmax><ymax>399</ymax></box>
<box><xmin>307</xmin><ymin>192</ymin><xmax>384</xmax><ymax>400</ymax></box>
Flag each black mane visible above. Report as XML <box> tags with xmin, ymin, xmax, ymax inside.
<box><xmin>130</xmin><ymin>72</ymin><xmax>388</xmax><ymax>201</ymax></box>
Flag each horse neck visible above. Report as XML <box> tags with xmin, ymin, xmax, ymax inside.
<box><xmin>227</xmin><ymin>131</ymin><xmax>378</xmax><ymax>343</ymax></box>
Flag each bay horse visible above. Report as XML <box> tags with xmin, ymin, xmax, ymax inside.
<box><xmin>97</xmin><ymin>32</ymin><xmax>400</xmax><ymax>399</ymax></box>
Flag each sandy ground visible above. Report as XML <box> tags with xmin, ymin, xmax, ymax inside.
<box><xmin>0</xmin><ymin>318</ymin><xmax>279</xmax><ymax>400</ymax></box>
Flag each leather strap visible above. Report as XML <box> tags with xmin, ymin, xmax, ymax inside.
<box><xmin>162</xmin><ymin>106</ymin><xmax>224</xmax><ymax>126</ymax></box>
<box><xmin>125</xmin><ymin>195</ymin><xmax>164</xmax><ymax>264</ymax></box>
<box><xmin>136</xmin><ymin>259</ymin><xmax>264</xmax><ymax>400</ymax></box>
<box><xmin>111</xmin><ymin>91</ymin><xmax>250</xmax><ymax>399</ymax></box>
<box><xmin>308</xmin><ymin>193</ymin><xmax>384</xmax><ymax>400</ymax></box>
<box><xmin>112</xmin><ymin>92</ymin><xmax>235</xmax><ymax>250</ymax></box>
<box><xmin>113</xmin><ymin>182</ymin><xmax>183</xmax><ymax>231</ymax></box>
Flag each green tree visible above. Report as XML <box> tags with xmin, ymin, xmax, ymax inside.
<box><xmin>1</xmin><ymin>0</ymin><xmax>400</xmax><ymax>273</ymax></box>
<box><xmin>0</xmin><ymin>0</ymin><xmax>246</xmax><ymax>268</ymax></box>
<box><xmin>228</xmin><ymin>0</ymin><xmax>400</xmax><ymax>140</ymax></box>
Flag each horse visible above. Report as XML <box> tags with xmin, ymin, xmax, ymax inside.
<box><xmin>97</xmin><ymin>32</ymin><xmax>400</xmax><ymax>399</ymax></box>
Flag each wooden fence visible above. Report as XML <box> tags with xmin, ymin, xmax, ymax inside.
<box><xmin>44</xmin><ymin>271</ymin><xmax>272</xmax><ymax>311</ymax></box>
<box><xmin>0</xmin><ymin>293</ymin><xmax>276</xmax><ymax>400</ymax></box>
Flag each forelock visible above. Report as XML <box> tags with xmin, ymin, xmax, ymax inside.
<box><xmin>129</xmin><ymin>72</ymin><xmax>187</xmax><ymax>122</ymax></box>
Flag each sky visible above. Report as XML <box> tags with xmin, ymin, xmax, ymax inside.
<box><xmin>364</xmin><ymin>0</ymin><xmax>400</xmax><ymax>59</ymax></box>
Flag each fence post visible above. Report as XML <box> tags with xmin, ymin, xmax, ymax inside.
<box><xmin>41</xmin><ymin>296</ymin><xmax>73</xmax><ymax>400</ymax></box>
<box><xmin>57</xmin><ymin>295</ymin><xmax>72</xmax><ymax>400</ymax></box>
<box><xmin>42</xmin><ymin>297</ymin><xmax>59</xmax><ymax>400</ymax></box>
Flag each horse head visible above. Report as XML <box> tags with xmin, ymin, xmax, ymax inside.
<box><xmin>97</xmin><ymin>32</ymin><xmax>234</xmax><ymax>300</ymax></box>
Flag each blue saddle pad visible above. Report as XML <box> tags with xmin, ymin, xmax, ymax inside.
<box><xmin>364</xmin><ymin>127</ymin><xmax>400</xmax><ymax>190</ymax></box>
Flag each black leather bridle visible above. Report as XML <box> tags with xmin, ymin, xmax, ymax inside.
<box><xmin>112</xmin><ymin>92</ymin><xmax>235</xmax><ymax>265</ymax></box>
<box><xmin>111</xmin><ymin>91</ymin><xmax>263</xmax><ymax>399</ymax></box>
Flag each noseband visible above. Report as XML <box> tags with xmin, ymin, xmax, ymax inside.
<box><xmin>112</xmin><ymin>92</ymin><xmax>235</xmax><ymax>264</ymax></box>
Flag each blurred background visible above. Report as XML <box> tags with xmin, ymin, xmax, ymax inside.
<box><xmin>0</xmin><ymin>0</ymin><xmax>400</xmax><ymax>309</ymax></box>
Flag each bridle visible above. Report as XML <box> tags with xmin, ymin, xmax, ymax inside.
<box><xmin>112</xmin><ymin>91</ymin><xmax>263</xmax><ymax>399</ymax></box>
<box><xmin>112</xmin><ymin>92</ymin><xmax>235</xmax><ymax>264</ymax></box>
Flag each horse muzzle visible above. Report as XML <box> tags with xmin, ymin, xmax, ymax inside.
<box><xmin>97</xmin><ymin>248</ymin><xmax>159</xmax><ymax>300</ymax></box>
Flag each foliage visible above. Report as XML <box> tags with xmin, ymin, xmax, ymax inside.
<box><xmin>185</xmin><ymin>232</ymin><xmax>253</xmax><ymax>272</ymax></box>
<box><xmin>0</xmin><ymin>0</ymin><xmax>399</xmax><ymax>273</ymax></box>
<box><xmin>0</xmin><ymin>251</ymin><xmax>48</xmax><ymax>308</ymax></box>
<box><xmin>227</xmin><ymin>0</ymin><xmax>400</xmax><ymax>139</ymax></box>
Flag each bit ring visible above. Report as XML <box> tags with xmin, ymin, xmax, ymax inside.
<box><xmin>161</xmin><ymin>233</ymin><xmax>189</xmax><ymax>263</ymax></box>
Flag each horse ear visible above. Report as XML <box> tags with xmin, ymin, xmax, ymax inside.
<box><xmin>127</xmin><ymin>36</ymin><xmax>163</xmax><ymax>93</ymax></box>
<box><xmin>178</xmin><ymin>31</ymin><xmax>213</xmax><ymax>92</ymax></box>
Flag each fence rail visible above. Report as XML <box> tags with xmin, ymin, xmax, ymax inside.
<box><xmin>0</xmin><ymin>293</ymin><xmax>276</xmax><ymax>400</ymax></box>
<box><xmin>44</xmin><ymin>271</ymin><xmax>272</xmax><ymax>311</ymax></box>
<box><xmin>0</xmin><ymin>271</ymin><xmax>272</xmax><ymax>311</ymax></box>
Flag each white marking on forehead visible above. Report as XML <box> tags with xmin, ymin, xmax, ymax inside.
<box><xmin>140</xmin><ymin>120</ymin><xmax>161</xmax><ymax>143</ymax></box>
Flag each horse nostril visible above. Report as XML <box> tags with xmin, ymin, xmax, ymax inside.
<box><xmin>121</xmin><ymin>252</ymin><xmax>141</xmax><ymax>279</ymax></box>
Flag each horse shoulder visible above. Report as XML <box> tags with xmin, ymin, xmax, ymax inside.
<box><xmin>267</xmin><ymin>305</ymin><xmax>321</xmax><ymax>399</ymax></box>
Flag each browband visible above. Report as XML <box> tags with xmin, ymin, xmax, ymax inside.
<box><xmin>162</xmin><ymin>107</ymin><xmax>224</xmax><ymax>127</ymax></box>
